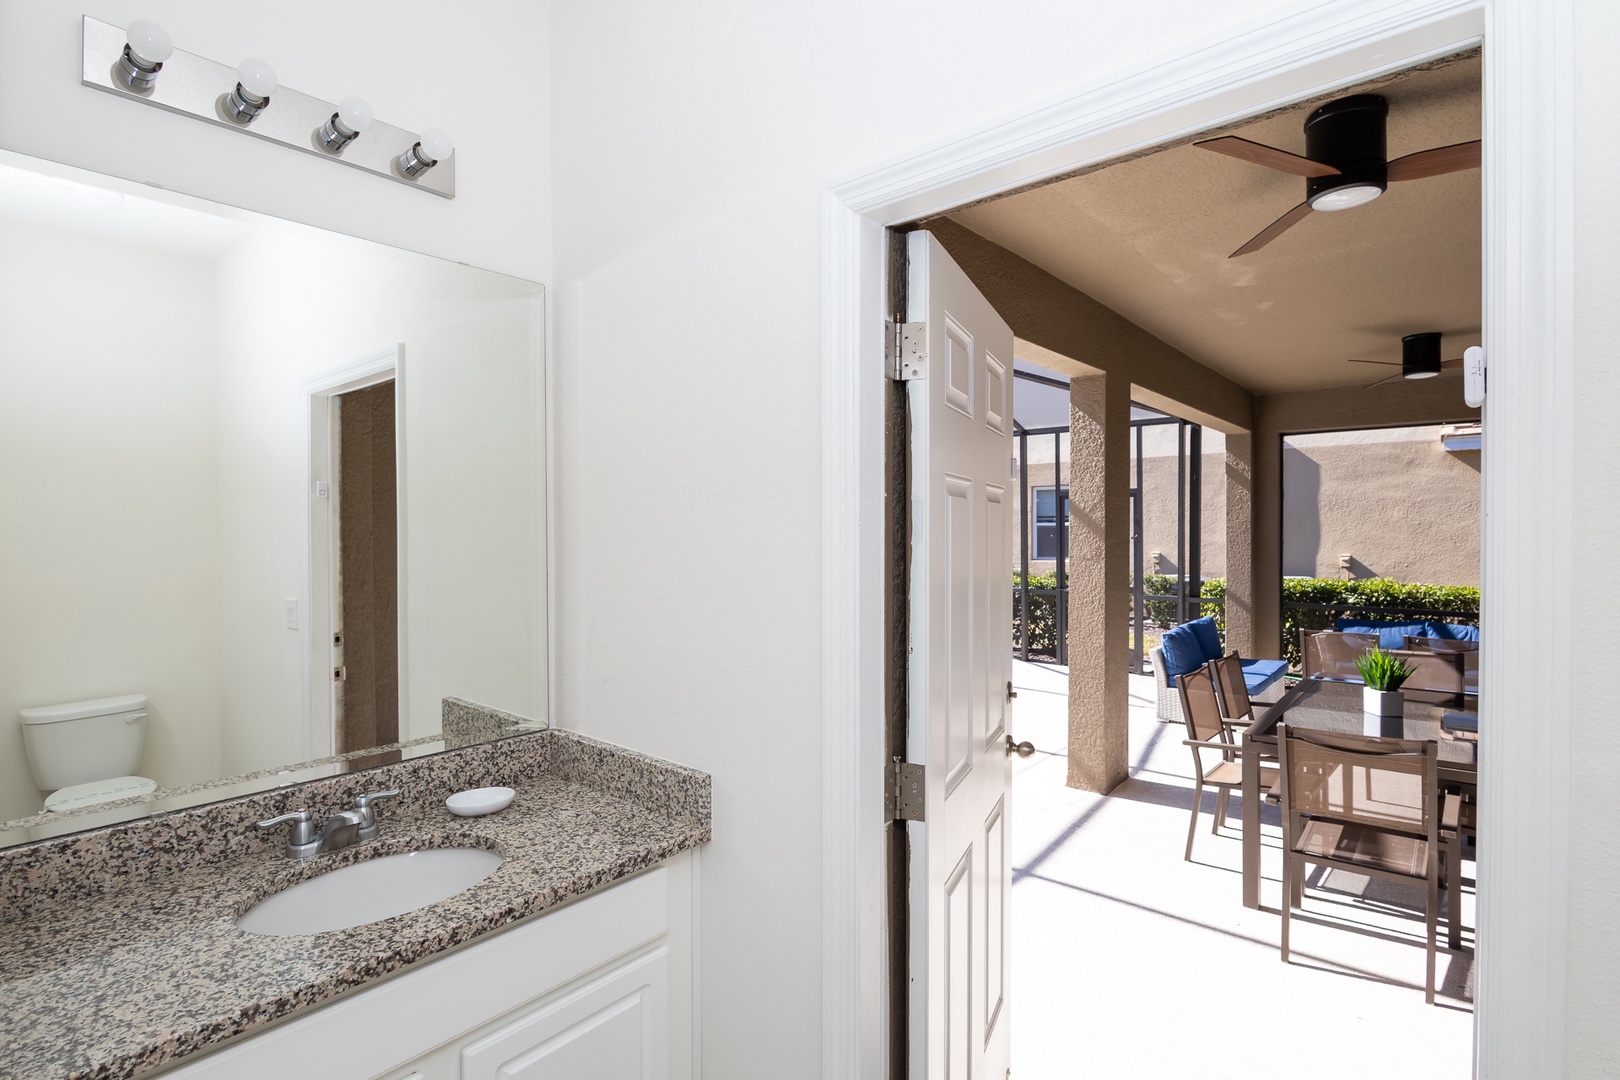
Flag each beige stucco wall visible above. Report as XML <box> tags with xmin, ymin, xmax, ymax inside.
<box><xmin>1017</xmin><ymin>421</ymin><xmax>1478</xmax><ymax>588</ymax></box>
<box><xmin>1283</xmin><ymin>427</ymin><xmax>1480</xmax><ymax>586</ymax></box>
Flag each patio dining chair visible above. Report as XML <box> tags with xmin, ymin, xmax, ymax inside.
<box><xmin>1405</xmin><ymin>635</ymin><xmax>1480</xmax><ymax>694</ymax></box>
<box><xmin>1276</xmin><ymin>723</ymin><xmax>1461</xmax><ymax>1003</ymax></box>
<box><xmin>1389</xmin><ymin>647</ymin><xmax>1467</xmax><ymax>697</ymax></box>
<box><xmin>1209</xmin><ymin>652</ymin><xmax>1257</xmax><ymax>728</ymax></box>
<box><xmin>1300</xmin><ymin>629</ymin><xmax>1380</xmax><ymax>681</ymax></box>
<box><xmin>1177</xmin><ymin>663</ymin><xmax>1278</xmax><ymax>862</ymax></box>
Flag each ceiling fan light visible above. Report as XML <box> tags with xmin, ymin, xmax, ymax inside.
<box><xmin>1401</xmin><ymin>331</ymin><xmax>1445</xmax><ymax>379</ymax></box>
<box><xmin>1308</xmin><ymin>182</ymin><xmax>1383</xmax><ymax>211</ymax></box>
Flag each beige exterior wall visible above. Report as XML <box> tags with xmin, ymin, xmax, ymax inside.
<box><xmin>1283</xmin><ymin>427</ymin><xmax>1480</xmax><ymax>586</ymax></box>
<box><xmin>1016</xmin><ymin>421</ymin><xmax>1478</xmax><ymax>588</ymax></box>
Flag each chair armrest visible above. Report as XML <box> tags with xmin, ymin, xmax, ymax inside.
<box><xmin>1442</xmin><ymin>791</ymin><xmax>1462</xmax><ymax>833</ymax></box>
<box><xmin>1182</xmin><ymin>738</ymin><xmax>1259</xmax><ymax>753</ymax></box>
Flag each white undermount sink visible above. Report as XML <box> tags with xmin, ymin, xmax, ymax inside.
<box><xmin>236</xmin><ymin>847</ymin><xmax>504</xmax><ymax>936</ymax></box>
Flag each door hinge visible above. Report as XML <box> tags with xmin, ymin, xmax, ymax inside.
<box><xmin>890</xmin><ymin>756</ymin><xmax>925</xmax><ymax>822</ymax></box>
<box><xmin>886</xmin><ymin>321</ymin><xmax>926</xmax><ymax>382</ymax></box>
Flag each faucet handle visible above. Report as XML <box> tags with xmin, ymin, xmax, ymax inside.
<box><xmin>352</xmin><ymin>789</ymin><xmax>401</xmax><ymax>841</ymax></box>
<box><xmin>257</xmin><ymin>809</ymin><xmax>318</xmax><ymax>858</ymax></box>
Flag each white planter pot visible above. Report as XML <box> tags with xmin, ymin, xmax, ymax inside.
<box><xmin>1363</xmin><ymin>687</ymin><xmax>1404</xmax><ymax>718</ymax></box>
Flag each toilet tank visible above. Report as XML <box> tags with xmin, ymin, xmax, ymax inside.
<box><xmin>20</xmin><ymin>694</ymin><xmax>149</xmax><ymax>791</ymax></box>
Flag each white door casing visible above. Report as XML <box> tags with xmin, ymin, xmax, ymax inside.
<box><xmin>906</xmin><ymin>230</ymin><xmax>1014</xmax><ymax>1080</ymax></box>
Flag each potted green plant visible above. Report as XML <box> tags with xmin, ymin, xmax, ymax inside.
<box><xmin>1355</xmin><ymin>647</ymin><xmax>1413</xmax><ymax>717</ymax></box>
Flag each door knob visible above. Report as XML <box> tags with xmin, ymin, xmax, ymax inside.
<box><xmin>1005</xmin><ymin>735</ymin><xmax>1035</xmax><ymax>758</ymax></box>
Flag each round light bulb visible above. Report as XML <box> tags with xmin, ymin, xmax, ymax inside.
<box><xmin>1404</xmin><ymin>370</ymin><xmax>1439</xmax><ymax>380</ymax></box>
<box><xmin>1307</xmin><ymin>182</ymin><xmax>1383</xmax><ymax>212</ymax></box>
<box><xmin>236</xmin><ymin>58</ymin><xmax>278</xmax><ymax>101</ymax></box>
<box><xmin>125</xmin><ymin>19</ymin><xmax>173</xmax><ymax>66</ymax></box>
<box><xmin>337</xmin><ymin>96</ymin><xmax>374</xmax><ymax>134</ymax></box>
<box><xmin>419</xmin><ymin>128</ymin><xmax>453</xmax><ymax>164</ymax></box>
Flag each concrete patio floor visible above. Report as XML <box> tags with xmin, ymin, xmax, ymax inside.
<box><xmin>1009</xmin><ymin>659</ymin><xmax>1475</xmax><ymax>1079</ymax></box>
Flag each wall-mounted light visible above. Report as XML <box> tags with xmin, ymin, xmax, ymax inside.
<box><xmin>398</xmin><ymin>129</ymin><xmax>452</xmax><ymax>178</ymax></box>
<box><xmin>317</xmin><ymin>96</ymin><xmax>374</xmax><ymax>154</ymax></box>
<box><xmin>82</xmin><ymin>17</ymin><xmax>455</xmax><ymax>197</ymax></box>
<box><xmin>225</xmin><ymin>58</ymin><xmax>278</xmax><ymax>123</ymax></box>
<box><xmin>114</xmin><ymin>19</ymin><xmax>172</xmax><ymax>91</ymax></box>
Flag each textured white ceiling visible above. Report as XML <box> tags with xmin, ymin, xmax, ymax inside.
<box><xmin>951</xmin><ymin>54</ymin><xmax>1482</xmax><ymax>395</ymax></box>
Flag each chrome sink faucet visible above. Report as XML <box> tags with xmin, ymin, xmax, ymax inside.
<box><xmin>257</xmin><ymin>789</ymin><xmax>401</xmax><ymax>859</ymax></box>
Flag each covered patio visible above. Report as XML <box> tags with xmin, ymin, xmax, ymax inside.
<box><xmin>1009</xmin><ymin>660</ymin><xmax>1474</xmax><ymax>1078</ymax></box>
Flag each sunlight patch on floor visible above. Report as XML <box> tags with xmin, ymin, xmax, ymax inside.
<box><xmin>1009</xmin><ymin>660</ymin><xmax>1473</xmax><ymax>1080</ymax></box>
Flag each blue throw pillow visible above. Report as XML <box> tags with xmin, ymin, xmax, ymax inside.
<box><xmin>1159</xmin><ymin>623</ymin><xmax>1206</xmax><ymax>681</ymax></box>
<box><xmin>1187</xmin><ymin>616</ymin><xmax>1223</xmax><ymax>663</ymax></box>
<box><xmin>1430</xmin><ymin>621</ymin><xmax>1480</xmax><ymax>643</ymax></box>
<box><xmin>1336</xmin><ymin>618</ymin><xmax>1431</xmax><ymax>650</ymax></box>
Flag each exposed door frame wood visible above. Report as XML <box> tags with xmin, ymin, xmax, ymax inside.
<box><xmin>820</xmin><ymin>1</ymin><xmax>1571</xmax><ymax>1076</ymax></box>
<box><xmin>303</xmin><ymin>346</ymin><xmax>405</xmax><ymax>763</ymax></box>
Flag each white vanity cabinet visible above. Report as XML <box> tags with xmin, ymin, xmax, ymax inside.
<box><xmin>166</xmin><ymin>855</ymin><xmax>695</xmax><ymax>1080</ymax></box>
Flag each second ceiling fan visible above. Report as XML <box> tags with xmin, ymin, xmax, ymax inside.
<box><xmin>1349</xmin><ymin>331</ymin><xmax>1465</xmax><ymax>388</ymax></box>
<box><xmin>1198</xmin><ymin>93</ymin><xmax>1480</xmax><ymax>258</ymax></box>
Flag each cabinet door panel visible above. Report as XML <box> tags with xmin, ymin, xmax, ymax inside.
<box><xmin>462</xmin><ymin>949</ymin><xmax>668</xmax><ymax>1080</ymax></box>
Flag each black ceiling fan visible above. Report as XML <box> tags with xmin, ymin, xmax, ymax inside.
<box><xmin>1197</xmin><ymin>94</ymin><xmax>1481</xmax><ymax>258</ymax></box>
<box><xmin>1349</xmin><ymin>331</ymin><xmax>1465</xmax><ymax>388</ymax></box>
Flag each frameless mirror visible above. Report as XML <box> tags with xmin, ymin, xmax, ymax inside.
<box><xmin>0</xmin><ymin>151</ymin><xmax>548</xmax><ymax>844</ymax></box>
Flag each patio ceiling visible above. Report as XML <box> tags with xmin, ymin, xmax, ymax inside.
<box><xmin>949</xmin><ymin>53</ymin><xmax>1481</xmax><ymax>396</ymax></box>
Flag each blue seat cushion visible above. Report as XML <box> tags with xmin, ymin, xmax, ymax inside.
<box><xmin>1158</xmin><ymin>623</ymin><xmax>1207</xmax><ymax>686</ymax></box>
<box><xmin>1241</xmin><ymin>658</ymin><xmax>1288</xmax><ymax>697</ymax></box>
<box><xmin>1336</xmin><ymin>618</ymin><xmax>1431</xmax><ymax>650</ymax></box>
<box><xmin>1429</xmin><ymin>621</ymin><xmax>1480</xmax><ymax>643</ymax></box>
<box><xmin>1186</xmin><ymin>616</ymin><xmax>1223</xmax><ymax>666</ymax></box>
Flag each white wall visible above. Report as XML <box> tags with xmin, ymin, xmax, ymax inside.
<box><xmin>0</xmin><ymin>219</ymin><xmax>223</xmax><ymax>820</ymax></box>
<box><xmin>548</xmin><ymin>3</ymin><xmax>1301</xmax><ymax>1074</ymax></box>
<box><xmin>0</xmin><ymin>0</ymin><xmax>551</xmax><ymax>283</ymax></box>
<box><xmin>0</xmin><ymin>0</ymin><xmax>553</xmax><ymax>795</ymax></box>
<box><xmin>211</xmin><ymin>224</ymin><xmax>544</xmax><ymax>773</ymax></box>
<box><xmin>1568</xmin><ymin>0</ymin><xmax>1620</xmax><ymax>1072</ymax></box>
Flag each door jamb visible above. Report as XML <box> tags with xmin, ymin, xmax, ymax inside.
<box><xmin>820</xmin><ymin>2</ymin><xmax>1572</xmax><ymax>1077</ymax></box>
<box><xmin>302</xmin><ymin>346</ymin><xmax>404</xmax><ymax>763</ymax></box>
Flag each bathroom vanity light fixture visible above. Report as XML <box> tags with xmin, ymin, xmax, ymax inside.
<box><xmin>318</xmin><ymin>96</ymin><xmax>374</xmax><ymax>153</ymax></box>
<box><xmin>398</xmin><ymin>129</ymin><xmax>452</xmax><ymax>178</ymax></box>
<box><xmin>113</xmin><ymin>19</ymin><xmax>172</xmax><ymax>91</ymax></box>
<box><xmin>225</xmin><ymin>58</ymin><xmax>278</xmax><ymax>123</ymax></box>
<box><xmin>80</xmin><ymin>16</ymin><xmax>455</xmax><ymax>198</ymax></box>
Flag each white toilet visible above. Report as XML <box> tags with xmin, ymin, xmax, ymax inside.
<box><xmin>20</xmin><ymin>694</ymin><xmax>158</xmax><ymax>812</ymax></box>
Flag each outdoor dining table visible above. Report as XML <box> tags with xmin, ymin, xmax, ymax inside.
<box><xmin>1239</xmin><ymin>677</ymin><xmax>1479</xmax><ymax>909</ymax></box>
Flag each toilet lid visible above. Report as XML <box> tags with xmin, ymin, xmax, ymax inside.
<box><xmin>44</xmin><ymin>776</ymin><xmax>158</xmax><ymax>813</ymax></box>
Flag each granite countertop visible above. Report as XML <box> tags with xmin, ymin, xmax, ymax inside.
<box><xmin>0</xmin><ymin>727</ymin><xmax>710</xmax><ymax>1080</ymax></box>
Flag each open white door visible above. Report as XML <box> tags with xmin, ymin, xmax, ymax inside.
<box><xmin>906</xmin><ymin>229</ymin><xmax>1015</xmax><ymax>1080</ymax></box>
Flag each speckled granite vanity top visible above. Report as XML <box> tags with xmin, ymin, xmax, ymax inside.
<box><xmin>0</xmin><ymin>721</ymin><xmax>710</xmax><ymax>1080</ymax></box>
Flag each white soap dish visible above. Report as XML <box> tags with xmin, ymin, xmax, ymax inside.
<box><xmin>446</xmin><ymin>786</ymin><xmax>515</xmax><ymax>817</ymax></box>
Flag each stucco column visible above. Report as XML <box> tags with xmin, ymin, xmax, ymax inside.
<box><xmin>1066</xmin><ymin>371</ymin><xmax>1130</xmax><ymax>793</ymax></box>
<box><xmin>1251</xmin><ymin>430</ymin><xmax>1284</xmax><ymax>659</ymax></box>
<box><xmin>1223</xmin><ymin>432</ymin><xmax>1256</xmax><ymax>658</ymax></box>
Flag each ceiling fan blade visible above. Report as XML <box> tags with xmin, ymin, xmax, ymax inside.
<box><xmin>1442</xmin><ymin>357</ymin><xmax>1465</xmax><ymax>369</ymax></box>
<box><xmin>1230</xmin><ymin>201</ymin><xmax>1314</xmax><ymax>258</ymax></box>
<box><xmin>1386</xmin><ymin>140</ymin><xmax>1482</xmax><ymax>182</ymax></box>
<box><xmin>1196</xmin><ymin>136</ymin><xmax>1343</xmax><ymax>178</ymax></box>
<box><xmin>1364</xmin><ymin>372</ymin><xmax>1406</xmax><ymax>389</ymax></box>
<box><xmin>1347</xmin><ymin>358</ymin><xmax>1402</xmax><ymax>366</ymax></box>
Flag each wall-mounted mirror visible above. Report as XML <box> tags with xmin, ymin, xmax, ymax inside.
<box><xmin>0</xmin><ymin>150</ymin><xmax>548</xmax><ymax>844</ymax></box>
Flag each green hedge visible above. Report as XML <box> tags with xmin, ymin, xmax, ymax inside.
<box><xmin>1271</xmin><ymin>577</ymin><xmax>1478</xmax><ymax>666</ymax></box>
<box><xmin>1011</xmin><ymin>571</ymin><xmax>1061</xmax><ymax>654</ymax></box>
<box><xmin>1012</xmin><ymin>572</ymin><xmax>1479</xmax><ymax>666</ymax></box>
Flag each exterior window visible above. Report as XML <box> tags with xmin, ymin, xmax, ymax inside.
<box><xmin>1033</xmin><ymin>486</ymin><xmax>1069</xmax><ymax>560</ymax></box>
